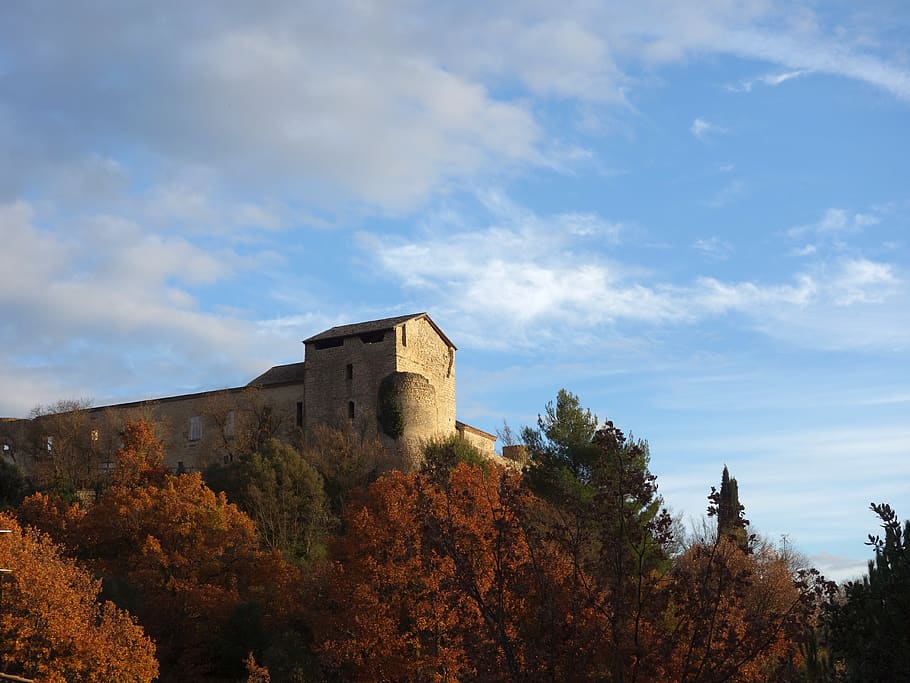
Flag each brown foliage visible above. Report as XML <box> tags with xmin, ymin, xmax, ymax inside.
<box><xmin>314</xmin><ymin>463</ymin><xmax>609</xmax><ymax>681</ymax></box>
<box><xmin>112</xmin><ymin>419</ymin><xmax>169</xmax><ymax>488</ymax></box>
<box><xmin>0</xmin><ymin>513</ymin><xmax>158</xmax><ymax>682</ymax></box>
<box><xmin>78</xmin><ymin>470</ymin><xmax>302</xmax><ymax>679</ymax></box>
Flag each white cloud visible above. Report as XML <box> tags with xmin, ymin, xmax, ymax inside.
<box><xmin>693</xmin><ymin>237</ymin><xmax>733</xmax><ymax>260</ymax></box>
<box><xmin>760</xmin><ymin>69</ymin><xmax>808</xmax><ymax>86</ymax></box>
<box><xmin>787</xmin><ymin>207</ymin><xmax>882</xmax><ymax>249</ymax></box>
<box><xmin>0</xmin><ymin>201</ymin><xmax>294</xmax><ymax>415</ymax></box>
<box><xmin>1</xmin><ymin>2</ymin><xmax>907</xmax><ymax>215</ymax></box>
<box><xmin>728</xmin><ymin>69</ymin><xmax>809</xmax><ymax>92</ymax></box>
<box><xmin>691</xmin><ymin>117</ymin><xmax>726</xmax><ymax>141</ymax></box>
<box><xmin>364</xmin><ymin>195</ymin><xmax>909</xmax><ymax>353</ymax></box>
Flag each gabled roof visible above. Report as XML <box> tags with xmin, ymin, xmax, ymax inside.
<box><xmin>247</xmin><ymin>362</ymin><xmax>306</xmax><ymax>387</ymax></box>
<box><xmin>303</xmin><ymin>312</ymin><xmax>456</xmax><ymax>349</ymax></box>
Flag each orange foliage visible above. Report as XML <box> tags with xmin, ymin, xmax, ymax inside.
<box><xmin>661</xmin><ymin>537</ymin><xmax>809</xmax><ymax>681</ymax></box>
<box><xmin>315</xmin><ymin>463</ymin><xmax>608</xmax><ymax>681</ymax></box>
<box><xmin>16</xmin><ymin>491</ymin><xmax>86</xmax><ymax>549</ymax></box>
<box><xmin>0</xmin><ymin>513</ymin><xmax>158</xmax><ymax>682</ymax></box>
<box><xmin>79</xmin><ymin>470</ymin><xmax>303</xmax><ymax>679</ymax></box>
<box><xmin>112</xmin><ymin>419</ymin><xmax>169</xmax><ymax>488</ymax></box>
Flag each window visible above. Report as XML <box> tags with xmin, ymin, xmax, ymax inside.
<box><xmin>401</xmin><ymin>323</ymin><xmax>407</xmax><ymax>346</ymax></box>
<box><xmin>224</xmin><ymin>411</ymin><xmax>235</xmax><ymax>438</ymax></box>
<box><xmin>314</xmin><ymin>337</ymin><xmax>343</xmax><ymax>350</ymax></box>
<box><xmin>345</xmin><ymin>363</ymin><xmax>353</xmax><ymax>380</ymax></box>
<box><xmin>189</xmin><ymin>416</ymin><xmax>202</xmax><ymax>441</ymax></box>
<box><xmin>91</xmin><ymin>429</ymin><xmax>100</xmax><ymax>443</ymax></box>
<box><xmin>45</xmin><ymin>436</ymin><xmax>53</xmax><ymax>453</ymax></box>
<box><xmin>359</xmin><ymin>330</ymin><xmax>385</xmax><ymax>344</ymax></box>
<box><xmin>296</xmin><ymin>402</ymin><xmax>304</xmax><ymax>428</ymax></box>
<box><xmin>348</xmin><ymin>401</ymin><xmax>355</xmax><ymax>420</ymax></box>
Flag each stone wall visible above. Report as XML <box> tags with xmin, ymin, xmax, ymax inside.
<box><xmin>303</xmin><ymin>331</ymin><xmax>398</xmax><ymax>434</ymax></box>
<box><xmin>395</xmin><ymin>317</ymin><xmax>456</xmax><ymax>437</ymax></box>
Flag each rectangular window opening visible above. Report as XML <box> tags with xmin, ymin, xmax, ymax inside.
<box><xmin>189</xmin><ymin>416</ymin><xmax>202</xmax><ymax>441</ymax></box>
<box><xmin>348</xmin><ymin>401</ymin><xmax>355</xmax><ymax>420</ymax></box>
<box><xmin>296</xmin><ymin>402</ymin><xmax>304</xmax><ymax>428</ymax></box>
<box><xmin>345</xmin><ymin>363</ymin><xmax>353</xmax><ymax>380</ymax></box>
<box><xmin>314</xmin><ymin>337</ymin><xmax>344</xmax><ymax>350</ymax></box>
<box><xmin>359</xmin><ymin>330</ymin><xmax>385</xmax><ymax>344</ymax></box>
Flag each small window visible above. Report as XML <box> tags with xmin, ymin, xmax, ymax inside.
<box><xmin>314</xmin><ymin>337</ymin><xmax>344</xmax><ymax>350</ymax></box>
<box><xmin>401</xmin><ymin>324</ymin><xmax>407</xmax><ymax>347</ymax></box>
<box><xmin>91</xmin><ymin>429</ymin><xmax>100</xmax><ymax>443</ymax></box>
<box><xmin>189</xmin><ymin>416</ymin><xmax>202</xmax><ymax>441</ymax></box>
<box><xmin>224</xmin><ymin>411</ymin><xmax>235</xmax><ymax>438</ymax></box>
<box><xmin>46</xmin><ymin>436</ymin><xmax>54</xmax><ymax>453</ymax></box>
<box><xmin>348</xmin><ymin>401</ymin><xmax>355</xmax><ymax>420</ymax></box>
<box><xmin>359</xmin><ymin>330</ymin><xmax>385</xmax><ymax>344</ymax></box>
<box><xmin>345</xmin><ymin>363</ymin><xmax>353</xmax><ymax>380</ymax></box>
<box><xmin>296</xmin><ymin>401</ymin><xmax>304</xmax><ymax>427</ymax></box>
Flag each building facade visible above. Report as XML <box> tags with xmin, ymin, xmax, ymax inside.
<box><xmin>0</xmin><ymin>313</ymin><xmax>497</xmax><ymax>480</ymax></box>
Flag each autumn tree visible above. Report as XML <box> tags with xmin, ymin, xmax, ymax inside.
<box><xmin>0</xmin><ymin>513</ymin><xmax>158</xmax><ymax>682</ymax></box>
<box><xmin>76</xmin><ymin>471</ymin><xmax>302</xmax><ymax>681</ymax></box>
<box><xmin>112</xmin><ymin>419</ymin><xmax>169</xmax><ymax>488</ymax></box>
<box><xmin>315</xmin><ymin>462</ymin><xmax>613</xmax><ymax>681</ymax></box>
<box><xmin>521</xmin><ymin>391</ymin><xmax>674</xmax><ymax>681</ymax></box>
<box><xmin>16</xmin><ymin>420</ymin><xmax>306</xmax><ymax>681</ymax></box>
<box><xmin>301</xmin><ymin>421</ymin><xmax>394</xmax><ymax>516</ymax></box>
<box><xmin>28</xmin><ymin>399</ymin><xmax>98</xmax><ymax>492</ymax></box>
<box><xmin>825</xmin><ymin>503</ymin><xmax>910</xmax><ymax>680</ymax></box>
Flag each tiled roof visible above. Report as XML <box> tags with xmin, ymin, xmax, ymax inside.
<box><xmin>303</xmin><ymin>312</ymin><xmax>455</xmax><ymax>349</ymax></box>
<box><xmin>247</xmin><ymin>362</ymin><xmax>306</xmax><ymax>387</ymax></box>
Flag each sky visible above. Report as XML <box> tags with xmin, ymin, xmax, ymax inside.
<box><xmin>1</xmin><ymin>1</ymin><xmax>908</xmax><ymax>582</ymax></box>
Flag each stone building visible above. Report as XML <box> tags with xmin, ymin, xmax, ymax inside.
<box><xmin>0</xmin><ymin>313</ymin><xmax>496</xmax><ymax>480</ymax></box>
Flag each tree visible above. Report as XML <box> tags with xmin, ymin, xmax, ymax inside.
<box><xmin>76</xmin><ymin>471</ymin><xmax>303</xmax><ymax>680</ymax></box>
<box><xmin>825</xmin><ymin>503</ymin><xmax>910</xmax><ymax>680</ymax></box>
<box><xmin>301</xmin><ymin>422</ymin><xmax>394</xmax><ymax>517</ymax></box>
<box><xmin>710</xmin><ymin>465</ymin><xmax>750</xmax><ymax>549</ymax></box>
<box><xmin>663</xmin><ymin>536</ymin><xmax>826</xmax><ymax>682</ymax></box>
<box><xmin>522</xmin><ymin>388</ymin><xmax>600</xmax><ymax>491</ymax></box>
<box><xmin>314</xmin><ymin>463</ymin><xmax>607</xmax><ymax>681</ymax></box>
<box><xmin>241</xmin><ymin>439</ymin><xmax>333</xmax><ymax>564</ymax></box>
<box><xmin>112</xmin><ymin>420</ymin><xmax>169</xmax><ymax>489</ymax></box>
<box><xmin>0</xmin><ymin>513</ymin><xmax>158</xmax><ymax>682</ymax></box>
<box><xmin>28</xmin><ymin>399</ymin><xmax>98</xmax><ymax>491</ymax></box>
<box><xmin>522</xmin><ymin>391</ymin><xmax>675</xmax><ymax>681</ymax></box>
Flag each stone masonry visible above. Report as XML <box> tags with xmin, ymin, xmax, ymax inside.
<box><xmin>0</xmin><ymin>313</ymin><xmax>496</xmax><ymax>478</ymax></box>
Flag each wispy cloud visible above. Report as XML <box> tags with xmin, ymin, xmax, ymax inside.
<box><xmin>727</xmin><ymin>69</ymin><xmax>809</xmax><ymax>92</ymax></box>
<box><xmin>693</xmin><ymin>237</ymin><xmax>734</xmax><ymax>260</ymax></box>
<box><xmin>363</xmin><ymin>194</ymin><xmax>908</xmax><ymax>352</ymax></box>
<box><xmin>691</xmin><ymin>117</ymin><xmax>727</xmax><ymax>141</ymax></box>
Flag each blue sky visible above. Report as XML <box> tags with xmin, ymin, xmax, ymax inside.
<box><xmin>1</xmin><ymin>1</ymin><xmax>908</xmax><ymax>581</ymax></box>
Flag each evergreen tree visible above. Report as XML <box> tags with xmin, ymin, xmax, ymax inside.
<box><xmin>826</xmin><ymin>503</ymin><xmax>910</xmax><ymax>680</ymax></box>
<box><xmin>710</xmin><ymin>465</ymin><xmax>750</xmax><ymax>550</ymax></box>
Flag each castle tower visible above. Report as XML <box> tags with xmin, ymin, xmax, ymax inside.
<box><xmin>302</xmin><ymin>313</ymin><xmax>457</xmax><ymax>461</ymax></box>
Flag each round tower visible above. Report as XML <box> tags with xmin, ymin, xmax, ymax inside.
<box><xmin>377</xmin><ymin>371</ymin><xmax>438</xmax><ymax>470</ymax></box>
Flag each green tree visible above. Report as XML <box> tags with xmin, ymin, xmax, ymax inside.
<box><xmin>522</xmin><ymin>388</ymin><xmax>600</xmax><ymax>493</ymax></box>
<box><xmin>420</xmin><ymin>434</ymin><xmax>488</xmax><ymax>482</ymax></box>
<box><xmin>710</xmin><ymin>465</ymin><xmax>750</xmax><ymax>550</ymax></box>
<box><xmin>523</xmin><ymin>391</ymin><xmax>674</xmax><ymax>681</ymax></box>
<box><xmin>826</xmin><ymin>503</ymin><xmax>910</xmax><ymax>680</ymax></box>
<box><xmin>242</xmin><ymin>439</ymin><xmax>333</xmax><ymax>564</ymax></box>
